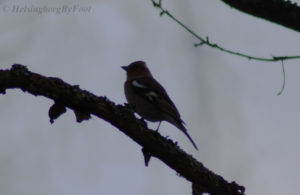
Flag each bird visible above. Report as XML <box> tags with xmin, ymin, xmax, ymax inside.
<box><xmin>122</xmin><ymin>61</ymin><xmax>198</xmax><ymax>150</ymax></box>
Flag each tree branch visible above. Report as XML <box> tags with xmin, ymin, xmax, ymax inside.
<box><xmin>221</xmin><ymin>0</ymin><xmax>300</xmax><ymax>33</ymax></box>
<box><xmin>151</xmin><ymin>0</ymin><xmax>300</xmax><ymax>62</ymax></box>
<box><xmin>0</xmin><ymin>64</ymin><xmax>245</xmax><ymax>195</ymax></box>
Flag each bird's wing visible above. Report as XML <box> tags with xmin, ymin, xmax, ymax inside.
<box><xmin>130</xmin><ymin>77</ymin><xmax>183</xmax><ymax>122</ymax></box>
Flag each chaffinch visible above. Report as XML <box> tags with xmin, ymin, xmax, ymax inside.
<box><xmin>122</xmin><ymin>61</ymin><xmax>198</xmax><ymax>150</ymax></box>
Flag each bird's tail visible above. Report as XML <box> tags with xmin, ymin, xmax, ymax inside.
<box><xmin>174</xmin><ymin>122</ymin><xmax>198</xmax><ymax>151</ymax></box>
<box><xmin>182</xmin><ymin>129</ymin><xmax>198</xmax><ymax>151</ymax></box>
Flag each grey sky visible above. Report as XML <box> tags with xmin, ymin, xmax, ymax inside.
<box><xmin>1</xmin><ymin>0</ymin><xmax>300</xmax><ymax>195</ymax></box>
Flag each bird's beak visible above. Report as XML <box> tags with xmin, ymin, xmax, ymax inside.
<box><xmin>121</xmin><ymin>66</ymin><xmax>128</xmax><ymax>71</ymax></box>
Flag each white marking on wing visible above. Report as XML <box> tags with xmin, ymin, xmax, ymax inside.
<box><xmin>132</xmin><ymin>80</ymin><xmax>147</xmax><ymax>88</ymax></box>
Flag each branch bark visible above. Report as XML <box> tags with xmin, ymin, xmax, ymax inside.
<box><xmin>0</xmin><ymin>64</ymin><xmax>245</xmax><ymax>195</ymax></box>
<box><xmin>221</xmin><ymin>0</ymin><xmax>300</xmax><ymax>33</ymax></box>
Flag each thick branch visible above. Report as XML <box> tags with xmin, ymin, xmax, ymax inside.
<box><xmin>221</xmin><ymin>0</ymin><xmax>300</xmax><ymax>33</ymax></box>
<box><xmin>0</xmin><ymin>64</ymin><xmax>245</xmax><ymax>195</ymax></box>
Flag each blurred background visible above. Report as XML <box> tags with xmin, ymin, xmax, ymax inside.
<box><xmin>0</xmin><ymin>0</ymin><xmax>300</xmax><ymax>194</ymax></box>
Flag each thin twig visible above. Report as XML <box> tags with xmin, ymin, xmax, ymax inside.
<box><xmin>151</xmin><ymin>0</ymin><xmax>300</xmax><ymax>62</ymax></box>
<box><xmin>277</xmin><ymin>60</ymin><xmax>286</xmax><ymax>96</ymax></box>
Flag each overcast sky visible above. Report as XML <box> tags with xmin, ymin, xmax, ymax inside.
<box><xmin>1</xmin><ymin>0</ymin><xmax>300</xmax><ymax>195</ymax></box>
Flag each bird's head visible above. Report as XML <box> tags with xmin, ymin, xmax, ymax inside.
<box><xmin>122</xmin><ymin>61</ymin><xmax>153</xmax><ymax>79</ymax></box>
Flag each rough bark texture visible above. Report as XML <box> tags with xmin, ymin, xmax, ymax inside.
<box><xmin>0</xmin><ymin>64</ymin><xmax>245</xmax><ymax>195</ymax></box>
<box><xmin>221</xmin><ymin>0</ymin><xmax>300</xmax><ymax>32</ymax></box>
